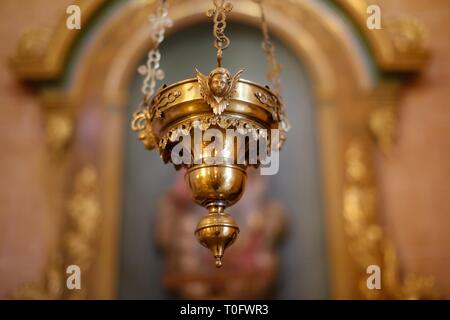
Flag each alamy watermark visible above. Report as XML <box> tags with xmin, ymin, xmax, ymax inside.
<box><xmin>66</xmin><ymin>4</ymin><xmax>382</xmax><ymax>31</ymax></box>
<box><xmin>170</xmin><ymin>127</ymin><xmax>280</xmax><ymax>176</ymax></box>
<box><xmin>66</xmin><ymin>5</ymin><xmax>81</xmax><ymax>30</ymax></box>
<box><xmin>367</xmin><ymin>5</ymin><xmax>382</xmax><ymax>30</ymax></box>
<box><xmin>66</xmin><ymin>265</ymin><xmax>81</xmax><ymax>290</ymax></box>
<box><xmin>366</xmin><ymin>264</ymin><xmax>382</xmax><ymax>290</ymax></box>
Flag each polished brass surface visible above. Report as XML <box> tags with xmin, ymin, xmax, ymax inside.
<box><xmin>185</xmin><ymin>164</ymin><xmax>247</xmax><ymax>208</ymax></box>
<box><xmin>130</xmin><ymin>1</ymin><xmax>285</xmax><ymax>265</ymax></box>
<box><xmin>139</xmin><ymin>67</ymin><xmax>282</xmax><ymax>265</ymax></box>
<box><xmin>186</xmin><ymin>164</ymin><xmax>246</xmax><ymax>267</ymax></box>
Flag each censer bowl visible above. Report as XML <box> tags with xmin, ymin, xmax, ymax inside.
<box><xmin>185</xmin><ymin>164</ymin><xmax>246</xmax><ymax>209</ymax></box>
<box><xmin>146</xmin><ymin>77</ymin><xmax>281</xmax><ymax>267</ymax></box>
<box><xmin>185</xmin><ymin>164</ymin><xmax>245</xmax><ymax>267</ymax></box>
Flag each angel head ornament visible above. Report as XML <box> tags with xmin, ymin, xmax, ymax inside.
<box><xmin>196</xmin><ymin>67</ymin><xmax>244</xmax><ymax>115</ymax></box>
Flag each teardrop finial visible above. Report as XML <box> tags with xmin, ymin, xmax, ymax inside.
<box><xmin>195</xmin><ymin>206</ymin><xmax>239</xmax><ymax>268</ymax></box>
<box><xmin>215</xmin><ymin>256</ymin><xmax>223</xmax><ymax>268</ymax></box>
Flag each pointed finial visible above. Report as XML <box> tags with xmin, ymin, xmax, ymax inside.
<box><xmin>194</xmin><ymin>207</ymin><xmax>239</xmax><ymax>268</ymax></box>
<box><xmin>215</xmin><ymin>256</ymin><xmax>223</xmax><ymax>268</ymax></box>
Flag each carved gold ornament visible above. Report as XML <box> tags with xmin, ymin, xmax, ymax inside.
<box><xmin>45</xmin><ymin>113</ymin><xmax>73</xmax><ymax>153</ymax></box>
<box><xmin>196</xmin><ymin>67</ymin><xmax>244</xmax><ymax>115</ymax></box>
<box><xmin>12</xmin><ymin>166</ymin><xmax>100</xmax><ymax>299</ymax></box>
<box><xmin>343</xmin><ymin>141</ymin><xmax>439</xmax><ymax>299</ymax></box>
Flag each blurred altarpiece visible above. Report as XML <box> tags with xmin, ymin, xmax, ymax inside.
<box><xmin>10</xmin><ymin>0</ymin><xmax>438</xmax><ymax>299</ymax></box>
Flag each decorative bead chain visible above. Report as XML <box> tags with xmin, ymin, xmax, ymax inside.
<box><xmin>254</xmin><ymin>0</ymin><xmax>290</xmax><ymax>133</ymax></box>
<box><xmin>138</xmin><ymin>0</ymin><xmax>172</xmax><ymax>105</ymax></box>
<box><xmin>207</xmin><ymin>0</ymin><xmax>233</xmax><ymax>67</ymax></box>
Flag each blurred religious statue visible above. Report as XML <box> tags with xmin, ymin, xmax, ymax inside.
<box><xmin>155</xmin><ymin>168</ymin><xmax>287</xmax><ymax>299</ymax></box>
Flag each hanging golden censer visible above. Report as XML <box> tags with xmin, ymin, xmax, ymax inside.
<box><xmin>132</xmin><ymin>0</ymin><xmax>289</xmax><ymax>267</ymax></box>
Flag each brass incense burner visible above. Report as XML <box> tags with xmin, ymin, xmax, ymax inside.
<box><xmin>132</xmin><ymin>0</ymin><xmax>288</xmax><ymax>267</ymax></box>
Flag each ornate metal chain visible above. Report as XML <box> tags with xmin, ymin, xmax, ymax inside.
<box><xmin>254</xmin><ymin>0</ymin><xmax>290</xmax><ymax>133</ymax></box>
<box><xmin>137</xmin><ymin>0</ymin><xmax>172</xmax><ymax>105</ymax></box>
<box><xmin>132</xmin><ymin>0</ymin><xmax>172</xmax><ymax>150</ymax></box>
<box><xmin>253</xmin><ymin>0</ymin><xmax>280</xmax><ymax>97</ymax></box>
<box><xmin>207</xmin><ymin>0</ymin><xmax>233</xmax><ymax>67</ymax></box>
